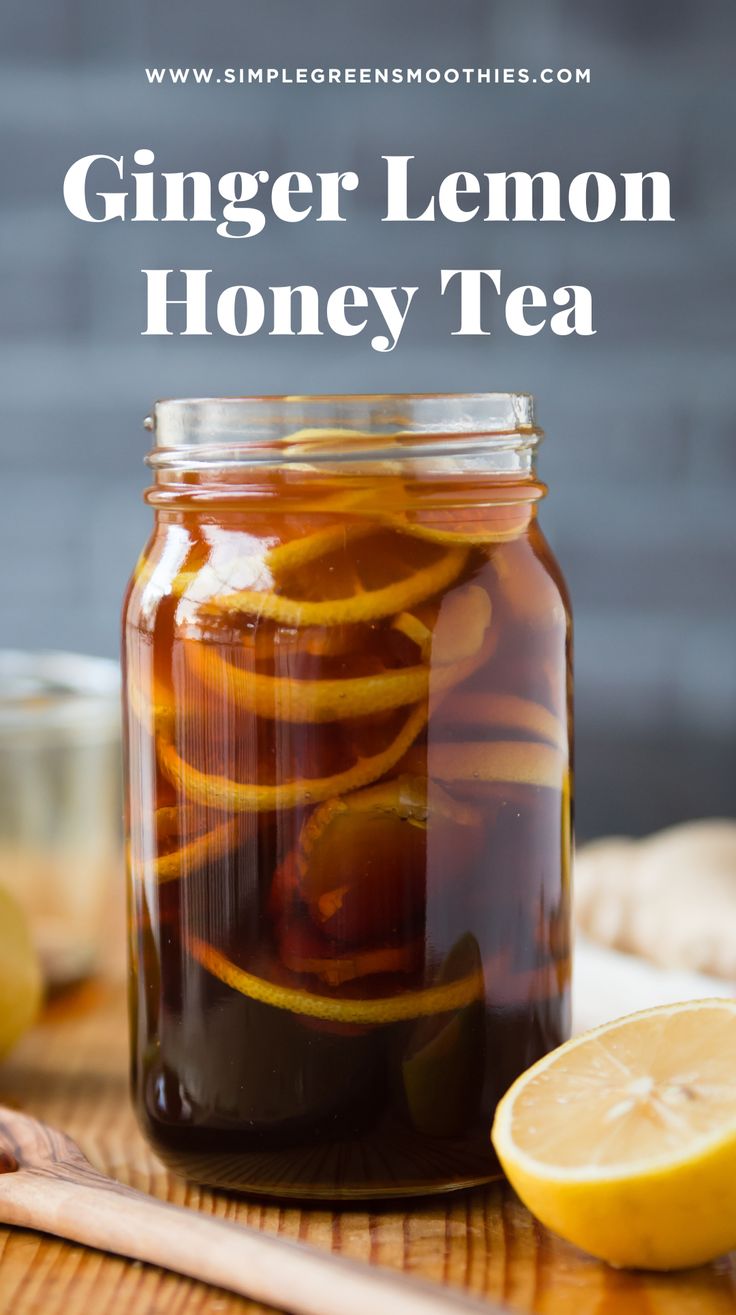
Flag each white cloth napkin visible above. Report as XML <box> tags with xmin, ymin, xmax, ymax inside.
<box><xmin>572</xmin><ymin>935</ymin><xmax>735</xmax><ymax>1035</ymax></box>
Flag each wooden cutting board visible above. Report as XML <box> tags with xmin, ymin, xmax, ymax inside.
<box><xmin>0</xmin><ymin>981</ymin><xmax>734</xmax><ymax>1315</ymax></box>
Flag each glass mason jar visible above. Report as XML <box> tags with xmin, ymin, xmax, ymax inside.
<box><xmin>123</xmin><ymin>393</ymin><xmax>572</xmax><ymax>1199</ymax></box>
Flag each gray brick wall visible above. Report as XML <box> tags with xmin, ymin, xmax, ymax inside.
<box><xmin>1</xmin><ymin>0</ymin><xmax>735</xmax><ymax>837</ymax></box>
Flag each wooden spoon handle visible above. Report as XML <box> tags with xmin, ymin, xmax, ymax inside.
<box><xmin>1</xmin><ymin>1168</ymin><xmax>499</xmax><ymax>1315</ymax></box>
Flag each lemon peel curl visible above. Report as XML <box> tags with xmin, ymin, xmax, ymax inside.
<box><xmin>158</xmin><ymin>701</ymin><xmax>428</xmax><ymax>813</ymax></box>
<box><xmin>199</xmin><ymin>546</ymin><xmax>467</xmax><ymax>627</ymax></box>
<box><xmin>188</xmin><ymin>934</ymin><xmax>485</xmax><ymax>1024</ymax></box>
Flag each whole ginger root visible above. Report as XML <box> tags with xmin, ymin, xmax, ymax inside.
<box><xmin>575</xmin><ymin>820</ymin><xmax>736</xmax><ymax>981</ymax></box>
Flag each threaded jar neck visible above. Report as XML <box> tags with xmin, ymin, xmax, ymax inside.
<box><xmin>145</xmin><ymin>393</ymin><xmax>542</xmax><ymax>475</ymax></box>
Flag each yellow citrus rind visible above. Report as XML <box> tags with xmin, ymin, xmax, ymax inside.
<box><xmin>390</xmin><ymin>610</ymin><xmax>433</xmax><ymax>657</ymax></box>
<box><xmin>182</xmin><ymin>585</ymin><xmax>492</xmax><ymax>724</ymax></box>
<box><xmin>200</xmin><ymin>546</ymin><xmax>468</xmax><ymax>627</ymax></box>
<box><xmin>188</xmin><ymin>934</ymin><xmax>485</xmax><ymax>1024</ymax></box>
<box><xmin>135</xmin><ymin>806</ymin><xmax>238</xmax><ymax>884</ymax></box>
<box><xmin>265</xmin><ymin>522</ymin><xmax>375</xmax><ymax>578</ymax></box>
<box><xmin>184</xmin><ymin>645</ymin><xmax>442</xmax><ymax>723</ymax></box>
<box><xmin>157</xmin><ymin>701</ymin><xmax>428</xmax><ymax>813</ymax></box>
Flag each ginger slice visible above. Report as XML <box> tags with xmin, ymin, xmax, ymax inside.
<box><xmin>437</xmin><ymin>691</ymin><xmax>567</xmax><ymax>750</ymax></box>
<box><xmin>492</xmin><ymin>538</ymin><xmax>568</xmax><ymax>628</ymax></box>
<box><xmin>157</xmin><ymin>700</ymin><xmax>428</xmax><ymax>813</ymax></box>
<box><xmin>200</xmin><ymin>546</ymin><xmax>467</xmax><ymax>627</ymax></box>
<box><xmin>182</xmin><ymin>584</ymin><xmax>492</xmax><ymax>723</ymax></box>
<box><xmin>134</xmin><ymin>805</ymin><xmax>237</xmax><ymax>884</ymax></box>
<box><xmin>187</xmin><ymin>934</ymin><xmax>484</xmax><ymax>1024</ymax></box>
<box><xmin>432</xmin><ymin>584</ymin><xmax>492</xmax><ymax>664</ymax></box>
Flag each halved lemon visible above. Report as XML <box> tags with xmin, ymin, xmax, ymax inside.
<box><xmin>491</xmin><ymin>999</ymin><xmax>736</xmax><ymax>1270</ymax></box>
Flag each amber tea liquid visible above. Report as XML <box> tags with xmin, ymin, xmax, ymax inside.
<box><xmin>124</xmin><ymin>450</ymin><xmax>572</xmax><ymax>1199</ymax></box>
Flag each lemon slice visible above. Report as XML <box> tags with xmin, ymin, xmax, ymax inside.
<box><xmin>265</xmin><ymin>523</ymin><xmax>375</xmax><ymax>578</ymax></box>
<box><xmin>184</xmin><ymin>640</ymin><xmax>460</xmax><ymax>724</ymax></box>
<box><xmin>201</xmin><ymin>546</ymin><xmax>467</xmax><ymax>627</ymax></box>
<box><xmin>188</xmin><ymin>935</ymin><xmax>484</xmax><ymax>1025</ymax></box>
<box><xmin>491</xmin><ymin>999</ymin><xmax>736</xmax><ymax>1270</ymax></box>
<box><xmin>158</xmin><ymin>701</ymin><xmax>428</xmax><ymax>813</ymax></box>
<box><xmin>132</xmin><ymin>805</ymin><xmax>238</xmax><ymax>884</ymax></box>
<box><xmin>182</xmin><ymin>584</ymin><xmax>492</xmax><ymax>724</ymax></box>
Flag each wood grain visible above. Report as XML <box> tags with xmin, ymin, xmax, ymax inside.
<box><xmin>0</xmin><ymin>1108</ymin><xmax>499</xmax><ymax>1315</ymax></box>
<box><xmin>0</xmin><ymin>982</ymin><xmax>734</xmax><ymax>1315</ymax></box>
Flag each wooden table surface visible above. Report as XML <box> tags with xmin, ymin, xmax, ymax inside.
<box><xmin>0</xmin><ymin>981</ymin><xmax>735</xmax><ymax>1315</ymax></box>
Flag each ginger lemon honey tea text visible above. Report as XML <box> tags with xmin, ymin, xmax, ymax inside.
<box><xmin>62</xmin><ymin>154</ymin><xmax>674</xmax><ymax>347</ymax></box>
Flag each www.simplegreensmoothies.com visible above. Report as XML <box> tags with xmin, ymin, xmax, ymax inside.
<box><xmin>144</xmin><ymin>66</ymin><xmax>591</xmax><ymax>87</ymax></box>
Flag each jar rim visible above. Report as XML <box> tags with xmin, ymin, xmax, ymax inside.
<box><xmin>146</xmin><ymin>392</ymin><xmax>541</xmax><ymax>471</ymax></box>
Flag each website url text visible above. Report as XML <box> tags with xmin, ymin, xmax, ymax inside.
<box><xmin>144</xmin><ymin>66</ymin><xmax>591</xmax><ymax>88</ymax></box>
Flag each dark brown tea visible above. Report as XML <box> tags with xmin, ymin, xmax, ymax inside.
<box><xmin>124</xmin><ymin>443</ymin><xmax>572</xmax><ymax>1199</ymax></box>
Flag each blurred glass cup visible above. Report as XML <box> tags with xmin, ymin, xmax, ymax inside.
<box><xmin>0</xmin><ymin>652</ymin><xmax>122</xmax><ymax>992</ymax></box>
